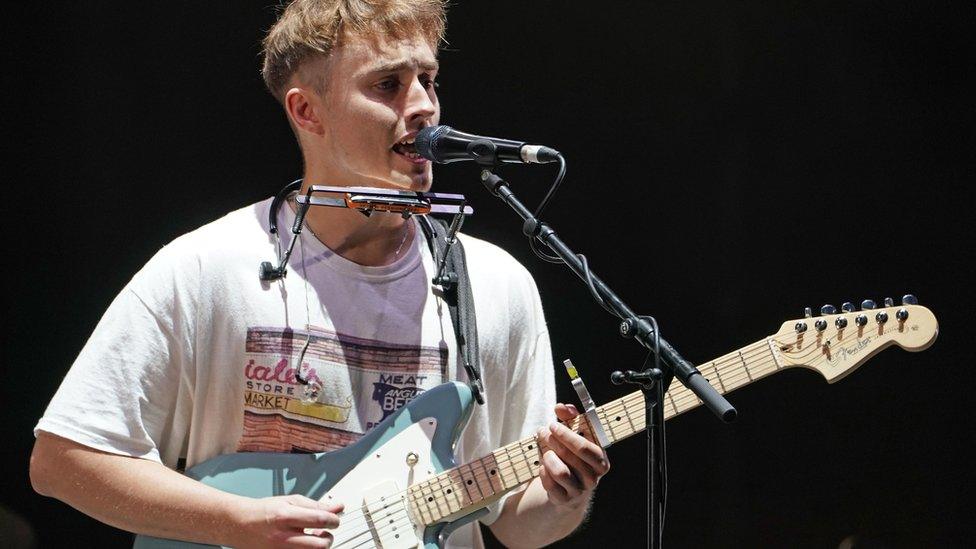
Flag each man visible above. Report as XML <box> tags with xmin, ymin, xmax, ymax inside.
<box><xmin>29</xmin><ymin>1</ymin><xmax>609</xmax><ymax>547</ymax></box>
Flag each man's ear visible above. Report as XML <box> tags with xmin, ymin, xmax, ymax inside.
<box><xmin>285</xmin><ymin>87</ymin><xmax>325</xmax><ymax>137</ymax></box>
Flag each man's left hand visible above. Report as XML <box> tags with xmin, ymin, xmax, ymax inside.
<box><xmin>536</xmin><ymin>403</ymin><xmax>611</xmax><ymax>508</ymax></box>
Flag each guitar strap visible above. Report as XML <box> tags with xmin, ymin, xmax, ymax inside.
<box><xmin>418</xmin><ymin>216</ymin><xmax>486</xmax><ymax>405</ymax></box>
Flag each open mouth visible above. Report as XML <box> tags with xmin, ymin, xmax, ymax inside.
<box><xmin>392</xmin><ymin>137</ymin><xmax>424</xmax><ymax>161</ymax></box>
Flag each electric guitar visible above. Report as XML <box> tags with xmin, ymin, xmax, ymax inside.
<box><xmin>134</xmin><ymin>299</ymin><xmax>938</xmax><ymax>548</ymax></box>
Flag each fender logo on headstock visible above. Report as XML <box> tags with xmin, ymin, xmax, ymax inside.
<box><xmin>832</xmin><ymin>336</ymin><xmax>872</xmax><ymax>362</ymax></box>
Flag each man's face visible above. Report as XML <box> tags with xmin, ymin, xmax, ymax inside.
<box><xmin>302</xmin><ymin>35</ymin><xmax>440</xmax><ymax>191</ymax></box>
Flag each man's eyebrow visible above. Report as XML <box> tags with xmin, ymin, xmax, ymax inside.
<box><xmin>365</xmin><ymin>59</ymin><xmax>439</xmax><ymax>75</ymax></box>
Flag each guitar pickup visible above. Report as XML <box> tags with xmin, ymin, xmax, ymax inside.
<box><xmin>362</xmin><ymin>480</ymin><xmax>419</xmax><ymax>549</ymax></box>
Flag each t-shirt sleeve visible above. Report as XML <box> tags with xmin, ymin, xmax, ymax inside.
<box><xmin>34</xmin><ymin>246</ymin><xmax>196</xmax><ymax>467</ymax></box>
<box><xmin>478</xmin><ymin>263</ymin><xmax>557</xmax><ymax>526</ymax></box>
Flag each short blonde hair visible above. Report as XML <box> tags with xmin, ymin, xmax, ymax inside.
<box><xmin>261</xmin><ymin>0</ymin><xmax>447</xmax><ymax>103</ymax></box>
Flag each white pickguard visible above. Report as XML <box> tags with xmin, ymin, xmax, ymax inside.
<box><xmin>322</xmin><ymin>418</ymin><xmax>439</xmax><ymax>549</ymax></box>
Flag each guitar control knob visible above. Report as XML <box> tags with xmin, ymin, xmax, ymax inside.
<box><xmin>884</xmin><ymin>297</ymin><xmax>895</xmax><ymax>307</ymax></box>
<box><xmin>406</xmin><ymin>452</ymin><xmax>419</xmax><ymax>467</ymax></box>
<box><xmin>835</xmin><ymin>317</ymin><xmax>848</xmax><ymax>329</ymax></box>
<box><xmin>795</xmin><ymin>322</ymin><xmax>808</xmax><ymax>333</ymax></box>
<box><xmin>804</xmin><ymin>307</ymin><xmax>813</xmax><ymax>318</ymax></box>
<box><xmin>902</xmin><ymin>294</ymin><xmax>918</xmax><ymax>305</ymax></box>
<box><xmin>856</xmin><ymin>314</ymin><xmax>869</xmax><ymax>327</ymax></box>
<box><xmin>820</xmin><ymin>304</ymin><xmax>837</xmax><ymax>315</ymax></box>
<box><xmin>876</xmin><ymin>311</ymin><xmax>889</xmax><ymax>324</ymax></box>
<box><xmin>842</xmin><ymin>302</ymin><xmax>856</xmax><ymax>313</ymax></box>
<box><xmin>815</xmin><ymin>319</ymin><xmax>828</xmax><ymax>331</ymax></box>
<box><xmin>861</xmin><ymin>299</ymin><xmax>876</xmax><ymax>310</ymax></box>
<box><xmin>896</xmin><ymin>308</ymin><xmax>909</xmax><ymax>321</ymax></box>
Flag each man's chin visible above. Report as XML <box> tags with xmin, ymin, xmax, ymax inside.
<box><xmin>389</xmin><ymin>168</ymin><xmax>433</xmax><ymax>192</ymax></box>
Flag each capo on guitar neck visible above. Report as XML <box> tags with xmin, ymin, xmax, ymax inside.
<box><xmin>563</xmin><ymin>359</ymin><xmax>611</xmax><ymax>448</ymax></box>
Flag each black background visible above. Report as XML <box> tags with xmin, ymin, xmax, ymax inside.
<box><xmin>3</xmin><ymin>1</ymin><xmax>974</xmax><ymax>547</ymax></box>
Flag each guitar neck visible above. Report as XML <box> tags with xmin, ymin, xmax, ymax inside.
<box><xmin>407</xmin><ymin>336</ymin><xmax>783</xmax><ymax>525</ymax></box>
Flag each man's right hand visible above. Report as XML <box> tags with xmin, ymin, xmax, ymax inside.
<box><xmin>233</xmin><ymin>495</ymin><xmax>344</xmax><ymax>549</ymax></box>
<box><xmin>30</xmin><ymin>432</ymin><xmax>346</xmax><ymax>548</ymax></box>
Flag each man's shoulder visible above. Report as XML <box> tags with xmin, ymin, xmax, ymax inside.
<box><xmin>166</xmin><ymin>198</ymin><xmax>272</xmax><ymax>254</ymax></box>
<box><xmin>134</xmin><ymin>198</ymin><xmax>273</xmax><ymax>284</ymax></box>
<box><xmin>457</xmin><ymin>232</ymin><xmax>532</xmax><ymax>280</ymax></box>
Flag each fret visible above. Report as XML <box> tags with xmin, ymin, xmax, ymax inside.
<box><xmin>766</xmin><ymin>338</ymin><xmax>784</xmax><ymax>370</ymax></box>
<box><xmin>665</xmin><ymin>388</ymin><xmax>681</xmax><ymax>416</ymax></box>
<box><xmin>418</xmin><ymin>478</ymin><xmax>445</xmax><ymax>522</ymax></box>
<box><xmin>524</xmin><ymin>438</ymin><xmax>542</xmax><ymax>474</ymax></box>
<box><xmin>429</xmin><ymin>475</ymin><xmax>452</xmax><ymax>518</ymax></box>
<box><xmin>738</xmin><ymin>350</ymin><xmax>752</xmax><ymax>381</ymax></box>
<box><xmin>707</xmin><ymin>361</ymin><xmax>728</xmax><ymax>393</ymax></box>
<box><xmin>623</xmin><ymin>394</ymin><xmax>640</xmax><ymax>437</ymax></box>
<box><xmin>513</xmin><ymin>440</ymin><xmax>535</xmax><ymax>481</ymax></box>
<box><xmin>446</xmin><ymin>468</ymin><xmax>472</xmax><ymax>509</ymax></box>
<box><xmin>406</xmin><ymin>486</ymin><xmax>430</xmax><ymax>525</ymax></box>
<box><xmin>438</xmin><ymin>472</ymin><xmax>463</xmax><ymax>513</ymax></box>
<box><xmin>461</xmin><ymin>462</ymin><xmax>484</xmax><ymax>502</ymax></box>
<box><xmin>512</xmin><ymin>441</ymin><xmax>534</xmax><ymax>483</ymax></box>
<box><xmin>496</xmin><ymin>446</ymin><xmax>523</xmax><ymax>488</ymax></box>
<box><xmin>595</xmin><ymin>408</ymin><xmax>618</xmax><ymax>444</ymax></box>
<box><xmin>478</xmin><ymin>455</ymin><xmax>504</xmax><ymax>495</ymax></box>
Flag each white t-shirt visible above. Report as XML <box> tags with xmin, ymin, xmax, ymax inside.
<box><xmin>35</xmin><ymin>198</ymin><xmax>556</xmax><ymax>548</ymax></box>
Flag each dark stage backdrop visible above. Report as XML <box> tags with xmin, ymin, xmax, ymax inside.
<box><xmin>3</xmin><ymin>1</ymin><xmax>973</xmax><ymax>548</ymax></box>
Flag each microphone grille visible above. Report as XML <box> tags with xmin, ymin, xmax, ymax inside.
<box><xmin>415</xmin><ymin>125</ymin><xmax>452</xmax><ymax>162</ymax></box>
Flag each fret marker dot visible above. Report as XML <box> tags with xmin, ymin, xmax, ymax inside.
<box><xmin>466</xmin><ymin>480</ymin><xmax>473</xmax><ymax>485</ymax></box>
<box><xmin>615</xmin><ymin>416</ymin><xmax>621</xmax><ymax>421</ymax></box>
<box><xmin>528</xmin><ymin>444</ymin><xmax>534</xmax><ymax>450</ymax></box>
<box><xmin>446</xmin><ymin>489</ymin><xmax>452</xmax><ymax>494</ymax></box>
<box><xmin>490</xmin><ymin>469</ymin><xmax>496</xmax><ymax>475</ymax></box>
<box><xmin>427</xmin><ymin>496</ymin><xmax>433</xmax><ymax>502</ymax></box>
<box><xmin>533</xmin><ymin>460</ymin><xmax>540</xmax><ymax>466</ymax></box>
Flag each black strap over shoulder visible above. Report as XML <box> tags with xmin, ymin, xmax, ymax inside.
<box><xmin>418</xmin><ymin>217</ymin><xmax>485</xmax><ymax>405</ymax></box>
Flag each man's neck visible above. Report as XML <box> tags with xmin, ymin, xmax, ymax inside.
<box><xmin>292</xmin><ymin>182</ymin><xmax>416</xmax><ymax>268</ymax></box>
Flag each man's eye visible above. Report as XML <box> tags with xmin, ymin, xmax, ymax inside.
<box><xmin>377</xmin><ymin>79</ymin><xmax>400</xmax><ymax>91</ymax></box>
<box><xmin>421</xmin><ymin>77</ymin><xmax>439</xmax><ymax>90</ymax></box>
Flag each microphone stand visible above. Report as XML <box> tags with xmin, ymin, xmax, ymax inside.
<box><xmin>477</xmin><ymin>167</ymin><xmax>737</xmax><ymax>548</ymax></box>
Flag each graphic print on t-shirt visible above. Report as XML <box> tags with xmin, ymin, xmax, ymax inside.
<box><xmin>238</xmin><ymin>326</ymin><xmax>447</xmax><ymax>453</ymax></box>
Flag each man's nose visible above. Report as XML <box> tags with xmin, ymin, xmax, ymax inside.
<box><xmin>404</xmin><ymin>78</ymin><xmax>436</xmax><ymax>123</ymax></box>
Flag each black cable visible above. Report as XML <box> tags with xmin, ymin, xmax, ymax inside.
<box><xmin>527</xmin><ymin>154</ymin><xmax>567</xmax><ymax>264</ymax></box>
<box><xmin>579</xmin><ymin>253</ymin><xmax>621</xmax><ymax>318</ymax></box>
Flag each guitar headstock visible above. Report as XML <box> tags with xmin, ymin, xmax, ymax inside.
<box><xmin>770</xmin><ymin>296</ymin><xmax>938</xmax><ymax>382</ymax></box>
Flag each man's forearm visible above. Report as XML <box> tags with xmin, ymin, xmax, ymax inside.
<box><xmin>30</xmin><ymin>432</ymin><xmax>247</xmax><ymax>546</ymax></box>
<box><xmin>489</xmin><ymin>478</ymin><xmax>591</xmax><ymax>548</ymax></box>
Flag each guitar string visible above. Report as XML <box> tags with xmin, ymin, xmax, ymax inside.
<box><xmin>318</xmin><ymin>331</ymin><xmax>862</xmax><ymax>539</ymax></box>
<box><xmin>322</xmin><ymin>355</ymin><xmax>826</xmax><ymax>547</ymax></box>
<box><xmin>603</xmin><ymin>330</ymin><xmax>874</xmax><ymax>436</ymax></box>
<box><xmin>584</xmin><ymin>326</ymin><xmax>881</xmax><ymax>443</ymax></box>
<box><xmin>321</xmin><ymin>445</ymin><xmax>536</xmax><ymax>540</ymax></box>
<box><xmin>299</xmin><ymin>325</ymin><xmax>891</xmax><ymax>542</ymax></box>
<box><xmin>328</xmin><ymin>464</ymin><xmax>528</xmax><ymax>547</ymax></box>
<box><xmin>336</xmin><ymin>327</ymin><xmax>872</xmax><ymax>535</ymax></box>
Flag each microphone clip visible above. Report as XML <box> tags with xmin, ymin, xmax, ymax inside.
<box><xmin>467</xmin><ymin>139</ymin><xmax>503</xmax><ymax>167</ymax></box>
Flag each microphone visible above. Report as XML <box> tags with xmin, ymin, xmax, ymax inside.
<box><xmin>415</xmin><ymin>125</ymin><xmax>560</xmax><ymax>165</ymax></box>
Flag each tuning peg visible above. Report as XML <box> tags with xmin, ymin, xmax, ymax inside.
<box><xmin>804</xmin><ymin>307</ymin><xmax>813</xmax><ymax>318</ymax></box>
<box><xmin>820</xmin><ymin>304</ymin><xmax>837</xmax><ymax>315</ymax></box>
<box><xmin>884</xmin><ymin>297</ymin><xmax>894</xmax><ymax>307</ymax></box>
<box><xmin>861</xmin><ymin>299</ymin><xmax>876</xmax><ymax>310</ymax></box>
<box><xmin>902</xmin><ymin>294</ymin><xmax>918</xmax><ymax>305</ymax></box>
<box><xmin>841</xmin><ymin>302</ymin><xmax>856</xmax><ymax>313</ymax></box>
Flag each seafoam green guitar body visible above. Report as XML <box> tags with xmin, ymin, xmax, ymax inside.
<box><xmin>133</xmin><ymin>381</ymin><xmax>481</xmax><ymax>548</ymax></box>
